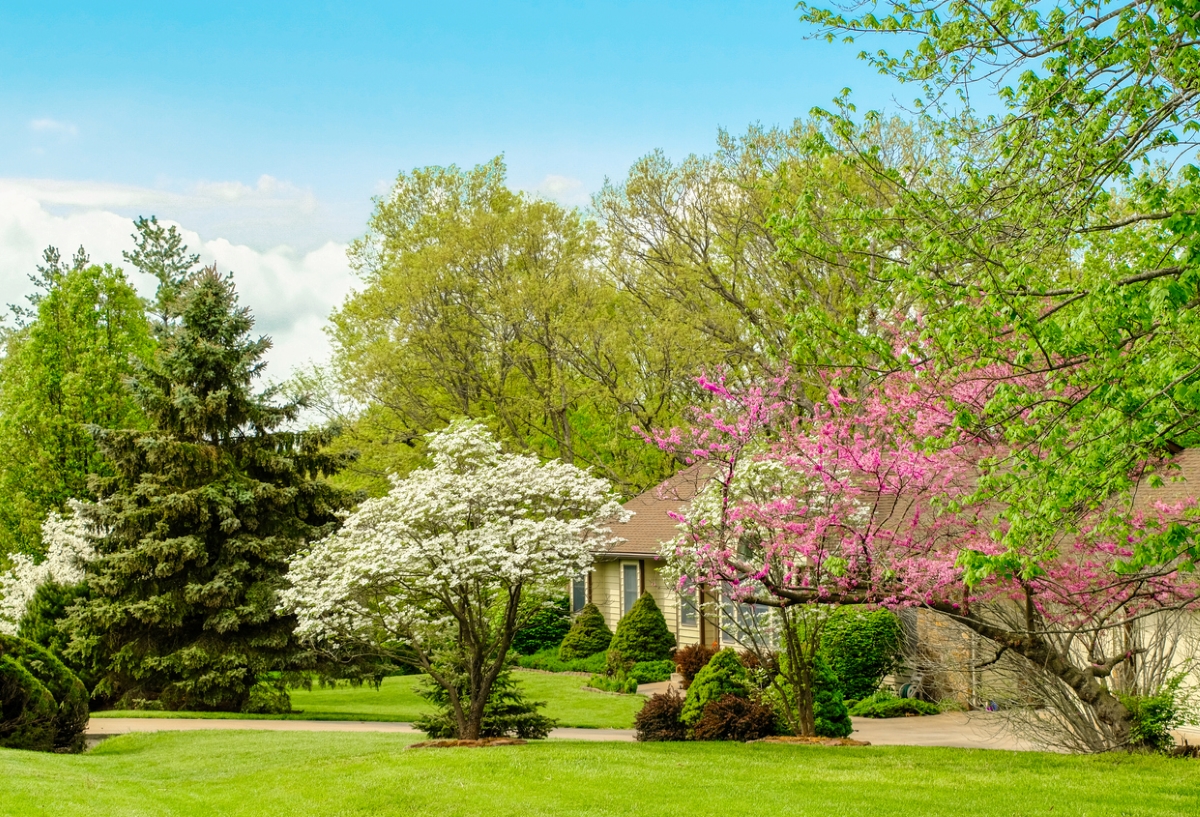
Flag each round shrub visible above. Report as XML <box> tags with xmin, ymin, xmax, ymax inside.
<box><xmin>0</xmin><ymin>654</ymin><xmax>56</xmax><ymax>752</ymax></box>
<box><xmin>681</xmin><ymin>648</ymin><xmax>747</xmax><ymax>726</ymax></box>
<box><xmin>674</xmin><ymin>643</ymin><xmax>716</xmax><ymax>688</ymax></box>
<box><xmin>511</xmin><ymin>596</ymin><xmax>571</xmax><ymax>656</ymax></box>
<box><xmin>820</xmin><ymin>606</ymin><xmax>903</xmax><ymax>701</ymax></box>
<box><xmin>609</xmin><ymin>593</ymin><xmax>676</xmax><ymax>663</ymax></box>
<box><xmin>635</xmin><ymin>688</ymin><xmax>687</xmax><ymax>741</ymax></box>
<box><xmin>0</xmin><ymin>634</ymin><xmax>88</xmax><ymax>752</ymax></box>
<box><xmin>692</xmin><ymin>693</ymin><xmax>777</xmax><ymax>742</ymax></box>
<box><xmin>849</xmin><ymin>691</ymin><xmax>940</xmax><ymax>718</ymax></box>
<box><xmin>558</xmin><ymin>603</ymin><xmax>613</xmax><ymax>660</ymax></box>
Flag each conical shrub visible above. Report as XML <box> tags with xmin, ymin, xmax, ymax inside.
<box><xmin>609</xmin><ymin>592</ymin><xmax>676</xmax><ymax>663</ymax></box>
<box><xmin>681</xmin><ymin>647</ymin><xmax>747</xmax><ymax>726</ymax></box>
<box><xmin>558</xmin><ymin>603</ymin><xmax>613</xmax><ymax>660</ymax></box>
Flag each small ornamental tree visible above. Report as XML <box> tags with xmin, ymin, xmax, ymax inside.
<box><xmin>558</xmin><ymin>603</ymin><xmax>614</xmax><ymax>660</ymax></box>
<box><xmin>609</xmin><ymin>592</ymin><xmax>676</xmax><ymax>663</ymax></box>
<box><xmin>280</xmin><ymin>420</ymin><xmax>627</xmax><ymax>740</ymax></box>
<box><xmin>647</xmin><ymin>349</ymin><xmax>1200</xmax><ymax>749</ymax></box>
<box><xmin>681</xmin><ymin>648</ymin><xmax>748</xmax><ymax>726</ymax></box>
<box><xmin>820</xmin><ymin>606</ymin><xmax>903</xmax><ymax>701</ymax></box>
<box><xmin>67</xmin><ymin>265</ymin><xmax>355</xmax><ymax>711</ymax></box>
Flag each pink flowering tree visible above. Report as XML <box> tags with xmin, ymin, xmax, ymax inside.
<box><xmin>647</xmin><ymin>361</ymin><xmax>1200</xmax><ymax>748</ymax></box>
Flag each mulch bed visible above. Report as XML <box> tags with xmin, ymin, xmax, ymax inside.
<box><xmin>408</xmin><ymin>738</ymin><xmax>528</xmax><ymax>749</ymax></box>
<box><xmin>753</xmin><ymin>736</ymin><xmax>871</xmax><ymax>747</ymax></box>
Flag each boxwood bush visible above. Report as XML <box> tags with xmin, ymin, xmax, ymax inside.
<box><xmin>558</xmin><ymin>603</ymin><xmax>613</xmax><ymax>660</ymax></box>
<box><xmin>0</xmin><ymin>634</ymin><xmax>88</xmax><ymax>752</ymax></box>
<box><xmin>849</xmin><ymin>690</ymin><xmax>940</xmax><ymax>718</ymax></box>
<box><xmin>0</xmin><ymin>653</ymin><xmax>57</xmax><ymax>752</ymax></box>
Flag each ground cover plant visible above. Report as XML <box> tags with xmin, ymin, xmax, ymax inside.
<box><xmin>89</xmin><ymin>670</ymin><xmax>644</xmax><ymax>729</ymax></box>
<box><xmin>3</xmin><ymin>731</ymin><xmax>1200</xmax><ymax>816</ymax></box>
<box><xmin>849</xmin><ymin>691</ymin><xmax>940</xmax><ymax>719</ymax></box>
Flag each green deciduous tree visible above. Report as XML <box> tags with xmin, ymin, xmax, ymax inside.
<box><xmin>0</xmin><ymin>248</ymin><xmax>153</xmax><ymax>558</ymax></box>
<box><xmin>68</xmin><ymin>266</ymin><xmax>355</xmax><ymax>711</ymax></box>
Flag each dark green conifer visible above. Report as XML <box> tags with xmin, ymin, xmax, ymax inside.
<box><xmin>68</xmin><ymin>265</ymin><xmax>355</xmax><ymax>711</ymax></box>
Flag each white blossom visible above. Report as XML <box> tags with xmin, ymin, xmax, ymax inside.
<box><xmin>279</xmin><ymin>420</ymin><xmax>629</xmax><ymax>652</ymax></box>
<box><xmin>0</xmin><ymin>502</ymin><xmax>98</xmax><ymax>635</ymax></box>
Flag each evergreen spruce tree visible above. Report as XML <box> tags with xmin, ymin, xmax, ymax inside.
<box><xmin>68</xmin><ymin>265</ymin><xmax>355</xmax><ymax>711</ymax></box>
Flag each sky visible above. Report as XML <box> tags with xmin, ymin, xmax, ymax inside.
<box><xmin>0</xmin><ymin>1</ymin><xmax>913</xmax><ymax>376</ymax></box>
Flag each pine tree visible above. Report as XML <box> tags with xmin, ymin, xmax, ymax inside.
<box><xmin>69</xmin><ymin>265</ymin><xmax>355</xmax><ymax>711</ymax></box>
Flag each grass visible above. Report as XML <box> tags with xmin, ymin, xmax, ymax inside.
<box><xmin>3</xmin><ymin>730</ymin><xmax>1199</xmax><ymax>816</ymax></box>
<box><xmin>88</xmin><ymin>669</ymin><xmax>644</xmax><ymax>729</ymax></box>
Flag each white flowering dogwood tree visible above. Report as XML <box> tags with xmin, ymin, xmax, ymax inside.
<box><xmin>0</xmin><ymin>503</ymin><xmax>97</xmax><ymax>635</ymax></box>
<box><xmin>279</xmin><ymin>420</ymin><xmax>627</xmax><ymax>739</ymax></box>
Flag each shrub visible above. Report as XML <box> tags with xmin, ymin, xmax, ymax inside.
<box><xmin>692</xmin><ymin>693</ymin><xmax>777</xmax><ymax>742</ymax></box>
<box><xmin>415</xmin><ymin>668</ymin><xmax>556</xmax><ymax>739</ymax></box>
<box><xmin>242</xmin><ymin>682</ymin><xmax>292</xmax><ymax>715</ymax></box>
<box><xmin>558</xmin><ymin>604</ymin><xmax>613</xmax><ymax>660</ymax></box>
<box><xmin>674</xmin><ymin>643</ymin><xmax>716</xmax><ymax>688</ymax></box>
<box><xmin>635</xmin><ymin>688</ymin><xmax>687</xmax><ymax>741</ymax></box>
<box><xmin>629</xmin><ymin>660</ymin><xmax>675</xmax><ymax>684</ymax></box>
<box><xmin>0</xmin><ymin>634</ymin><xmax>88</xmax><ymax>752</ymax></box>
<box><xmin>609</xmin><ymin>593</ymin><xmax>676</xmax><ymax>663</ymax></box>
<box><xmin>511</xmin><ymin>596</ymin><xmax>571</xmax><ymax>656</ymax></box>
<box><xmin>1120</xmin><ymin>678</ymin><xmax>1188</xmax><ymax>753</ymax></box>
<box><xmin>810</xmin><ymin>654</ymin><xmax>853</xmax><ymax>738</ymax></box>
<box><xmin>0</xmin><ymin>654</ymin><xmax>56</xmax><ymax>752</ymax></box>
<box><xmin>681</xmin><ymin>648</ymin><xmax>747</xmax><ymax>726</ymax></box>
<box><xmin>849</xmin><ymin>690</ymin><xmax>940</xmax><ymax>718</ymax></box>
<box><xmin>587</xmin><ymin>673</ymin><xmax>639</xmax><ymax>694</ymax></box>
<box><xmin>516</xmin><ymin>648</ymin><xmax>607</xmax><ymax>674</ymax></box>
<box><xmin>820</xmin><ymin>606</ymin><xmax>903</xmax><ymax>701</ymax></box>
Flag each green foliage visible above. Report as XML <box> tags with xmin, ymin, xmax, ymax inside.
<box><xmin>587</xmin><ymin>672</ymin><xmax>639</xmax><ymax>694</ymax></box>
<box><xmin>511</xmin><ymin>596</ymin><xmax>571</xmax><ymax>656</ymax></box>
<box><xmin>850</xmin><ymin>690</ymin><xmax>939</xmax><ymax>719</ymax></box>
<box><xmin>634</xmin><ymin>688</ymin><xmax>687</xmax><ymax>741</ymax></box>
<box><xmin>558</xmin><ymin>603</ymin><xmax>613</xmax><ymax>660</ymax></box>
<box><xmin>681</xmin><ymin>648</ymin><xmax>747</xmax><ymax>726</ymax></box>
<box><xmin>0</xmin><ymin>654</ymin><xmax>56</xmax><ymax>752</ymax></box>
<box><xmin>809</xmin><ymin>654</ymin><xmax>852</xmax><ymax>738</ymax></box>
<box><xmin>67</xmin><ymin>264</ymin><xmax>356</xmax><ymax>712</ymax></box>
<box><xmin>629</xmin><ymin>660</ymin><xmax>675</xmax><ymax>684</ymax></box>
<box><xmin>514</xmin><ymin>648</ymin><xmax>607</xmax><ymax>675</ymax></box>
<box><xmin>609</xmin><ymin>592</ymin><xmax>676</xmax><ymax>663</ymax></box>
<box><xmin>0</xmin><ymin>247</ymin><xmax>153</xmax><ymax>557</ymax></box>
<box><xmin>820</xmin><ymin>606</ymin><xmax>903</xmax><ymax>701</ymax></box>
<box><xmin>1120</xmin><ymin>678</ymin><xmax>1190</xmax><ymax>753</ymax></box>
<box><xmin>0</xmin><ymin>634</ymin><xmax>88</xmax><ymax>752</ymax></box>
<box><xmin>415</xmin><ymin>668</ymin><xmax>556</xmax><ymax>739</ymax></box>
<box><xmin>692</xmin><ymin>693</ymin><xmax>777</xmax><ymax>742</ymax></box>
<box><xmin>17</xmin><ymin>581</ymin><xmax>97</xmax><ymax>694</ymax></box>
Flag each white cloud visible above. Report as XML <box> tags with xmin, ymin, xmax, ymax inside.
<box><xmin>531</xmin><ymin>174</ymin><xmax>590</xmax><ymax>207</ymax></box>
<box><xmin>0</xmin><ymin>179</ymin><xmax>356</xmax><ymax>378</ymax></box>
<box><xmin>29</xmin><ymin>119</ymin><xmax>79</xmax><ymax>139</ymax></box>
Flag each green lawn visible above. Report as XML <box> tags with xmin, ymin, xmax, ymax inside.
<box><xmin>3</xmin><ymin>730</ymin><xmax>1198</xmax><ymax>816</ymax></box>
<box><xmin>88</xmin><ymin>670</ymin><xmax>643</xmax><ymax>729</ymax></box>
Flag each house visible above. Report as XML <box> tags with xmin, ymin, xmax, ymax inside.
<box><xmin>573</xmin><ymin>451</ymin><xmax>1200</xmax><ymax>708</ymax></box>
<box><xmin>571</xmin><ymin>465</ymin><xmax>722</xmax><ymax>647</ymax></box>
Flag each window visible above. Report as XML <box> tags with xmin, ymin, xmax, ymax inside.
<box><xmin>622</xmin><ymin>563</ymin><xmax>639</xmax><ymax>615</ymax></box>
<box><xmin>680</xmin><ymin>588</ymin><xmax>699</xmax><ymax>626</ymax></box>
<box><xmin>571</xmin><ymin>577</ymin><xmax>587</xmax><ymax>613</ymax></box>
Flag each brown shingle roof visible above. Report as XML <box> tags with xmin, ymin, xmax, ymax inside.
<box><xmin>601</xmin><ymin>463</ymin><xmax>713</xmax><ymax>557</ymax></box>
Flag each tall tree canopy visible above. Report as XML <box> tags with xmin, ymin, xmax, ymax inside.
<box><xmin>69</xmin><ymin>265</ymin><xmax>355</xmax><ymax>711</ymax></box>
<box><xmin>0</xmin><ymin>249</ymin><xmax>153</xmax><ymax>558</ymax></box>
<box><xmin>778</xmin><ymin>0</ymin><xmax>1200</xmax><ymax>555</ymax></box>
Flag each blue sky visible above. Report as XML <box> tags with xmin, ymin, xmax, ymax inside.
<box><xmin>0</xmin><ymin>1</ymin><xmax>911</xmax><ymax>371</ymax></box>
